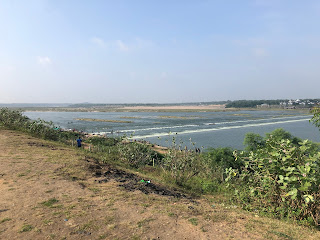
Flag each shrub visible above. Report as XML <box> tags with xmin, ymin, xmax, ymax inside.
<box><xmin>162</xmin><ymin>147</ymin><xmax>208</xmax><ymax>187</ymax></box>
<box><xmin>310</xmin><ymin>106</ymin><xmax>320</xmax><ymax>130</ymax></box>
<box><xmin>117</xmin><ymin>142</ymin><xmax>162</xmax><ymax>168</ymax></box>
<box><xmin>86</xmin><ymin>136</ymin><xmax>120</xmax><ymax>147</ymax></box>
<box><xmin>227</xmin><ymin>136</ymin><xmax>320</xmax><ymax>225</ymax></box>
<box><xmin>0</xmin><ymin>108</ymin><xmax>29</xmax><ymax>130</ymax></box>
<box><xmin>204</xmin><ymin>147</ymin><xmax>242</xmax><ymax>182</ymax></box>
<box><xmin>243</xmin><ymin>133</ymin><xmax>265</xmax><ymax>152</ymax></box>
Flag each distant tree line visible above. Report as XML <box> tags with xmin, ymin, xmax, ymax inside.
<box><xmin>68</xmin><ymin>101</ymin><xmax>229</xmax><ymax>108</ymax></box>
<box><xmin>226</xmin><ymin>99</ymin><xmax>320</xmax><ymax>108</ymax></box>
<box><xmin>225</xmin><ymin>100</ymin><xmax>284</xmax><ymax>108</ymax></box>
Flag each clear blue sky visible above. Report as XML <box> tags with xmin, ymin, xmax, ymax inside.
<box><xmin>1</xmin><ymin>0</ymin><xmax>320</xmax><ymax>103</ymax></box>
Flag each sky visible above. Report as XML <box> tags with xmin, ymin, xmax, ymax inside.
<box><xmin>1</xmin><ymin>0</ymin><xmax>320</xmax><ymax>103</ymax></box>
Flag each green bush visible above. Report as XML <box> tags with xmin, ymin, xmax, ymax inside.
<box><xmin>204</xmin><ymin>147</ymin><xmax>242</xmax><ymax>181</ymax></box>
<box><xmin>310</xmin><ymin>106</ymin><xmax>320</xmax><ymax>130</ymax></box>
<box><xmin>0</xmin><ymin>108</ymin><xmax>29</xmax><ymax>130</ymax></box>
<box><xmin>227</xmin><ymin>135</ymin><xmax>320</xmax><ymax>225</ymax></box>
<box><xmin>117</xmin><ymin>142</ymin><xmax>162</xmax><ymax>168</ymax></box>
<box><xmin>86</xmin><ymin>136</ymin><xmax>120</xmax><ymax>147</ymax></box>
<box><xmin>243</xmin><ymin>128</ymin><xmax>320</xmax><ymax>154</ymax></box>
<box><xmin>265</xmin><ymin>128</ymin><xmax>301</xmax><ymax>145</ymax></box>
<box><xmin>243</xmin><ymin>133</ymin><xmax>265</xmax><ymax>152</ymax></box>
<box><xmin>162</xmin><ymin>147</ymin><xmax>208</xmax><ymax>187</ymax></box>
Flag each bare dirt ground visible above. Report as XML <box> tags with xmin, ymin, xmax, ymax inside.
<box><xmin>0</xmin><ymin>129</ymin><xmax>319</xmax><ymax>240</ymax></box>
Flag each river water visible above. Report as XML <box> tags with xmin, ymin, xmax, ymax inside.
<box><xmin>24</xmin><ymin>110</ymin><xmax>320</xmax><ymax>150</ymax></box>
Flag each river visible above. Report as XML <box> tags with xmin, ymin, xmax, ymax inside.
<box><xmin>24</xmin><ymin>110</ymin><xmax>320</xmax><ymax>150</ymax></box>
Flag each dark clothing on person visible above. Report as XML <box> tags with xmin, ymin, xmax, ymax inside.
<box><xmin>77</xmin><ymin>138</ymin><xmax>82</xmax><ymax>147</ymax></box>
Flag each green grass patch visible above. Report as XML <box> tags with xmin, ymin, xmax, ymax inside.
<box><xmin>43</xmin><ymin>219</ymin><xmax>53</xmax><ymax>225</ymax></box>
<box><xmin>20</xmin><ymin>224</ymin><xmax>33</xmax><ymax>232</ymax></box>
<box><xmin>0</xmin><ymin>218</ymin><xmax>12</xmax><ymax>224</ymax></box>
<box><xmin>188</xmin><ymin>218</ymin><xmax>199</xmax><ymax>226</ymax></box>
<box><xmin>41</xmin><ymin>198</ymin><xmax>59</xmax><ymax>207</ymax></box>
<box><xmin>88</xmin><ymin>187</ymin><xmax>101</xmax><ymax>193</ymax></box>
<box><xmin>137</xmin><ymin>218</ymin><xmax>155</xmax><ymax>228</ymax></box>
<box><xmin>268</xmin><ymin>231</ymin><xmax>294</xmax><ymax>240</ymax></box>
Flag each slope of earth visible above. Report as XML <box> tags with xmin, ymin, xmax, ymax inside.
<box><xmin>0</xmin><ymin>129</ymin><xmax>319</xmax><ymax>240</ymax></box>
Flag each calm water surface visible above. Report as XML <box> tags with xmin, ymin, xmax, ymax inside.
<box><xmin>24</xmin><ymin>110</ymin><xmax>320</xmax><ymax>150</ymax></box>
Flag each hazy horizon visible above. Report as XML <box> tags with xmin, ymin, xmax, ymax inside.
<box><xmin>1</xmin><ymin>0</ymin><xmax>320</xmax><ymax>103</ymax></box>
<box><xmin>1</xmin><ymin>98</ymin><xmax>319</xmax><ymax>107</ymax></box>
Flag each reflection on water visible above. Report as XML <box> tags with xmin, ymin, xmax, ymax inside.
<box><xmin>24</xmin><ymin>110</ymin><xmax>319</xmax><ymax>150</ymax></box>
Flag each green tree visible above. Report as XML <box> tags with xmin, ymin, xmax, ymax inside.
<box><xmin>205</xmin><ymin>147</ymin><xmax>240</xmax><ymax>170</ymax></box>
<box><xmin>243</xmin><ymin>132</ymin><xmax>264</xmax><ymax>151</ymax></box>
<box><xmin>265</xmin><ymin>128</ymin><xmax>301</xmax><ymax>145</ymax></box>
<box><xmin>204</xmin><ymin>147</ymin><xmax>241</xmax><ymax>182</ymax></box>
<box><xmin>310</xmin><ymin>106</ymin><xmax>320</xmax><ymax>130</ymax></box>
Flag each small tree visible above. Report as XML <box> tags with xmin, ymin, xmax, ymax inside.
<box><xmin>243</xmin><ymin>132</ymin><xmax>264</xmax><ymax>151</ymax></box>
<box><xmin>310</xmin><ymin>106</ymin><xmax>320</xmax><ymax>130</ymax></box>
<box><xmin>266</xmin><ymin>128</ymin><xmax>301</xmax><ymax>145</ymax></box>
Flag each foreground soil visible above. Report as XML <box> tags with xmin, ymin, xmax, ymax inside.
<box><xmin>0</xmin><ymin>130</ymin><xmax>319</xmax><ymax>239</ymax></box>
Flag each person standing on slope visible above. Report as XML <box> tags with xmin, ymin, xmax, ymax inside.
<box><xmin>77</xmin><ymin>137</ymin><xmax>82</xmax><ymax>148</ymax></box>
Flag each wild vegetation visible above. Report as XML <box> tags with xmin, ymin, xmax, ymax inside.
<box><xmin>228</xmin><ymin>134</ymin><xmax>320</xmax><ymax>225</ymax></box>
<box><xmin>0</xmin><ymin>108</ymin><xmax>79</xmax><ymax>142</ymax></box>
<box><xmin>225</xmin><ymin>107</ymin><xmax>320</xmax><ymax>226</ymax></box>
<box><xmin>1</xmin><ymin>106</ymin><xmax>320</xmax><ymax>227</ymax></box>
<box><xmin>310</xmin><ymin>107</ymin><xmax>320</xmax><ymax>130</ymax></box>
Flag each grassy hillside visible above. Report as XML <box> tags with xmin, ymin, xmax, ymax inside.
<box><xmin>1</xmin><ymin>130</ymin><xmax>320</xmax><ymax>239</ymax></box>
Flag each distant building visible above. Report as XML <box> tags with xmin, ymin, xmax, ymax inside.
<box><xmin>280</xmin><ymin>102</ymin><xmax>287</xmax><ymax>107</ymax></box>
<box><xmin>257</xmin><ymin>103</ymin><xmax>270</xmax><ymax>108</ymax></box>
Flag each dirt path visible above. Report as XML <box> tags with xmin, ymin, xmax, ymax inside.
<box><xmin>0</xmin><ymin>129</ymin><xmax>319</xmax><ymax>240</ymax></box>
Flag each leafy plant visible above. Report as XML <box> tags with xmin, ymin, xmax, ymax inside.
<box><xmin>204</xmin><ymin>147</ymin><xmax>242</xmax><ymax>182</ymax></box>
<box><xmin>117</xmin><ymin>141</ymin><xmax>162</xmax><ymax>168</ymax></box>
<box><xmin>227</xmin><ymin>135</ymin><xmax>320</xmax><ymax>225</ymax></box>
<box><xmin>310</xmin><ymin>106</ymin><xmax>320</xmax><ymax>130</ymax></box>
<box><xmin>243</xmin><ymin>133</ymin><xmax>265</xmax><ymax>152</ymax></box>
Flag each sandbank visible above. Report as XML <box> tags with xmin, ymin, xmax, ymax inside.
<box><xmin>121</xmin><ymin>104</ymin><xmax>226</xmax><ymax>110</ymax></box>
